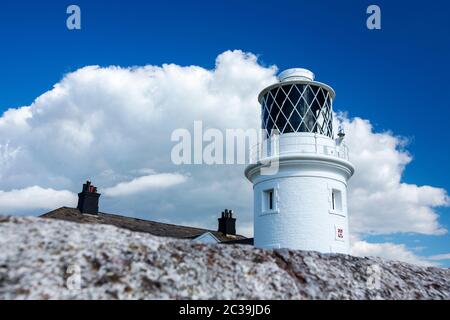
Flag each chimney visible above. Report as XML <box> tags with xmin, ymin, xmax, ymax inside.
<box><xmin>218</xmin><ymin>209</ymin><xmax>236</xmax><ymax>235</ymax></box>
<box><xmin>77</xmin><ymin>181</ymin><xmax>100</xmax><ymax>215</ymax></box>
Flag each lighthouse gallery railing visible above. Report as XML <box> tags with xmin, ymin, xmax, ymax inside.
<box><xmin>249</xmin><ymin>139</ymin><xmax>349</xmax><ymax>163</ymax></box>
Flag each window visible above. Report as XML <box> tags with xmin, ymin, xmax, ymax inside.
<box><xmin>331</xmin><ymin>189</ymin><xmax>342</xmax><ymax>213</ymax></box>
<box><xmin>262</xmin><ymin>188</ymin><xmax>277</xmax><ymax>214</ymax></box>
<box><xmin>331</xmin><ymin>192</ymin><xmax>335</xmax><ymax>210</ymax></box>
<box><xmin>261</xmin><ymin>84</ymin><xmax>333</xmax><ymax>137</ymax></box>
<box><xmin>268</xmin><ymin>190</ymin><xmax>273</xmax><ymax>210</ymax></box>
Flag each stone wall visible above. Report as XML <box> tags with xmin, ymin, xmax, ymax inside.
<box><xmin>0</xmin><ymin>216</ymin><xmax>448</xmax><ymax>300</ymax></box>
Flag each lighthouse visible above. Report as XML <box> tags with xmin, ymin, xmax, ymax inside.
<box><xmin>245</xmin><ymin>68</ymin><xmax>355</xmax><ymax>254</ymax></box>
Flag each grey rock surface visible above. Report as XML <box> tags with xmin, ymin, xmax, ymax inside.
<box><xmin>0</xmin><ymin>216</ymin><xmax>448</xmax><ymax>300</ymax></box>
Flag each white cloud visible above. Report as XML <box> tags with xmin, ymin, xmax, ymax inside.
<box><xmin>0</xmin><ymin>186</ymin><xmax>76</xmax><ymax>213</ymax></box>
<box><xmin>0</xmin><ymin>49</ymin><xmax>447</xmax><ymax>264</ymax></box>
<box><xmin>339</xmin><ymin>116</ymin><xmax>449</xmax><ymax>236</ymax></box>
<box><xmin>352</xmin><ymin>241</ymin><xmax>436</xmax><ymax>267</ymax></box>
<box><xmin>0</xmin><ymin>50</ymin><xmax>274</xmax><ymax>227</ymax></box>
<box><xmin>103</xmin><ymin>173</ymin><xmax>188</xmax><ymax>197</ymax></box>
<box><xmin>427</xmin><ymin>253</ymin><xmax>450</xmax><ymax>261</ymax></box>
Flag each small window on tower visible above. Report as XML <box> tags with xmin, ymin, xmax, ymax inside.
<box><xmin>262</xmin><ymin>188</ymin><xmax>277</xmax><ymax>214</ymax></box>
<box><xmin>268</xmin><ymin>190</ymin><xmax>273</xmax><ymax>210</ymax></box>
<box><xmin>331</xmin><ymin>189</ymin><xmax>343</xmax><ymax>213</ymax></box>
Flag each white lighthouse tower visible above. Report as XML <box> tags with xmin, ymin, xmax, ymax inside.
<box><xmin>245</xmin><ymin>68</ymin><xmax>355</xmax><ymax>254</ymax></box>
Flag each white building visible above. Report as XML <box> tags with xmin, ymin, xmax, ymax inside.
<box><xmin>245</xmin><ymin>68</ymin><xmax>355</xmax><ymax>254</ymax></box>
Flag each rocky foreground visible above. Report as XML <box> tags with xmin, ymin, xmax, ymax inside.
<box><xmin>0</xmin><ymin>216</ymin><xmax>448</xmax><ymax>300</ymax></box>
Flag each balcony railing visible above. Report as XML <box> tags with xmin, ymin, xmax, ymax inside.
<box><xmin>249</xmin><ymin>139</ymin><xmax>349</xmax><ymax>163</ymax></box>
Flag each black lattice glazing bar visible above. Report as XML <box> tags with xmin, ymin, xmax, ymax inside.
<box><xmin>261</xmin><ymin>83</ymin><xmax>333</xmax><ymax>137</ymax></box>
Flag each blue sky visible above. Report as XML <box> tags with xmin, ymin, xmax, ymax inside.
<box><xmin>0</xmin><ymin>0</ymin><xmax>449</xmax><ymax>265</ymax></box>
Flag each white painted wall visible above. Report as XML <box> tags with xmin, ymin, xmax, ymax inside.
<box><xmin>246</xmin><ymin>133</ymin><xmax>354</xmax><ymax>254</ymax></box>
<box><xmin>194</xmin><ymin>232</ymin><xmax>220</xmax><ymax>244</ymax></box>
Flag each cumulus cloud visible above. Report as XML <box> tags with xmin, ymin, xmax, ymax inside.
<box><xmin>0</xmin><ymin>50</ymin><xmax>274</xmax><ymax>227</ymax></box>
<box><xmin>351</xmin><ymin>240</ymin><xmax>436</xmax><ymax>267</ymax></box>
<box><xmin>0</xmin><ymin>186</ymin><xmax>76</xmax><ymax>213</ymax></box>
<box><xmin>103</xmin><ymin>173</ymin><xmax>188</xmax><ymax>197</ymax></box>
<box><xmin>339</xmin><ymin>116</ymin><xmax>449</xmax><ymax>236</ymax></box>
<box><xmin>0</xmin><ymin>49</ymin><xmax>448</xmax><ymax>264</ymax></box>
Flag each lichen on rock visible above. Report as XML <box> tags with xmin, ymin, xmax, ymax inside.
<box><xmin>0</xmin><ymin>216</ymin><xmax>448</xmax><ymax>300</ymax></box>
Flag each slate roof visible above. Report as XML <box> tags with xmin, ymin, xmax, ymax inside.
<box><xmin>41</xmin><ymin>207</ymin><xmax>247</xmax><ymax>243</ymax></box>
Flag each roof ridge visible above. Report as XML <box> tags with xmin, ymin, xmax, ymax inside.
<box><xmin>41</xmin><ymin>207</ymin><xmax>247</xmax><ymax>240</ymax></box>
